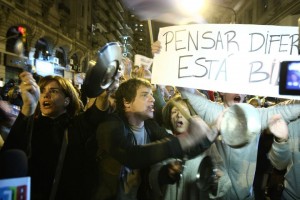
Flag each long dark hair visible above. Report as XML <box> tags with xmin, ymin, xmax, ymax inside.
<box><xmin>162</xmin><ymin>95</ymin><xmax>196</xmax><ymax>132</ymax></box>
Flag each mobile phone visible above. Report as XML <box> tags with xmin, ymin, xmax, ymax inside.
<box><xmin>279</xmin><ymin>61</ymin><xmax>300</xmax><ymax>95</ymax></box>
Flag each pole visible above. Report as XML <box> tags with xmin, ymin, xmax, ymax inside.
<box><xmin>214</xmin><ymin>4</ymin><xmax>237</xmax><ymax>23</ymax></box>
<box><xmin>147</xmin><ymin>19</ymin><xmax>154</xmax><ymax>44</ymax></box>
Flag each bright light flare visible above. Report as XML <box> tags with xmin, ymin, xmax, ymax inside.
<box><xmin>175</xmin><ymin>0</ymin><xmax>205</xmax><ymax>16</ymax></box>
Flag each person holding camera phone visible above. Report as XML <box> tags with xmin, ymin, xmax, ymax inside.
<box><xmin>0</xmin><ymin>69</ymin><xmax>121</xmax><ymax>200</ymax></box>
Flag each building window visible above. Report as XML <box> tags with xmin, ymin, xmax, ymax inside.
<box><xmin>34</xmin><ymin>38</ymin><xmax>49</xmax><ymax>60</ymax></box>
<box><xmin>55</xmin><ymin>47</ymin><xmax>66</xmax><ymax>67</ymax></box>
<box><xmin>70</xmin><ymin>54</ymin><xmax>79</xmax><ymax>71</ymax></box>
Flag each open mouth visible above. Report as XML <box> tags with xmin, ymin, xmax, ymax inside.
<box><xmin>147</xmin><ymin>105</ymin><xmax>154</xmax><ymax>112</ymax></box>
<box><xmin>234</xmin><ymin>96</ymin><xmax>241</xmax><ymax>102</ymax></box>
<box><xmin>176</xmin><ymin>121</ymin><xmax>183</xmax><ymax>127</ymax></box>
<box><xmin>42</xmin><ymin>101</ymin><xmax>51</xmax><ymax>108</ymax></box>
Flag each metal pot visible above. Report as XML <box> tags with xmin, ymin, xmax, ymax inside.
<box><xmin>83</xmin><ymin>42</ymin><xmax>122</xmax><ymax>98</ymax></box>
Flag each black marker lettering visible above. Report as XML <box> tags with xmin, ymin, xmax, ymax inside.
<box><xmin>249</xmin><ymin>61</ymin><xmax>269</xmax><ymax>82</ymax></box>
<box><xmin>163</xmin><ymin>31</ymin><xmax>174</xmax><ymax>51</ymax></box>
<box><xmin>215</xmin><ymin>58</ymin><xmax>227</xmax><ymax>81</ymax></box>
<box><xmin>268</xmin><ymin>35</ymin><xmax>281</xmax><ymax>54</ymax></box>
<box><xmin>215</xmin><ymin>31</ymin><xmax>224</xmax><ymax>50</ymax></box>
<box><xmin>178</xmin><ymin>55</ymin><xmax>193</xmax><ymax>78</ymax></box>
<box><xmin>188</xmin><ymin>31</ymin><xmax>199</xmax><ymax>51</ymax></box>
<box><xmin>265</xmin><ymin>32</ymin><xmax>269</xmax><ymax>54</ymax></box>
<box><xmin>175</xmin><ymin>29</ymin><xmax>186</xmax><ymax>51</ymax></box>
<box><xmin>290</xmin><ymin>34</ymin><xmax>299</xmax><ymax>55</ymax></box>
<box><xmin>195</xmin><ymin>57</ymin><xmax>208</xmax><ymax>78</ymax></box>
<box><xmin>249</xmin><ymin>33</ymin><xmax>265</xmax><ymax>52</ymax></box>
<box><xmin>202</xmin><ymin>31</ymin><xmax>215</xmax><ymax>49</ymax></box>
<box><xmin>279</xmin><ymin>34</ymin><xmax>289</xmax><ymax>53</ymax></box>
<box><xmin>225</xmin><ymin>31</ymin><xmax>239</xmax><ymax>51</ymax></box>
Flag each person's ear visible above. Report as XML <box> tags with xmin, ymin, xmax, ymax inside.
<box><xmin>123</xmin><ymin>98</ymin><xmax>131</xmax><ymax>109</ymax></box>
<box><xmin>64</xmin><ymin>97</ymin><xmax>70</xmax><ymax>107</ymax></box>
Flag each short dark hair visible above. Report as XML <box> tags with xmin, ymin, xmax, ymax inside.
<box><xmin>115</xmin><ymin>78</ymin><xmax>152</xmax><ymax>114</ymax></box>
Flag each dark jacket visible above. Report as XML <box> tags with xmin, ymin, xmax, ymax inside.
<box><xmin>1</xmin><ymin>104</ymin><xmax>108</xmax><ymax>200</ymax></box>
<box><xmin>94</xmin><ymin>113</ymin><xmax>211</xmax><ymax>200</ymax></box>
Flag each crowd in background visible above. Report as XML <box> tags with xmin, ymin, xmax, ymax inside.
<box><xmin>0</xmin><ymin>40</ymin><xmax>299</xmax><ymax>200</ymax></box>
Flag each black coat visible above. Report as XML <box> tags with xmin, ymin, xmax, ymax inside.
<box><xmin>94</xmin><ymin>113</ymin><xmax>210</xmax><ymax>200</ymax></box>
<box><xmin>1</xmin><ymin>105</ymin><xmax>108</xmax><ymax>200</ymax></box>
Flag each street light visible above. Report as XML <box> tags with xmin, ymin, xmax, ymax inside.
<box><xmin>175</xmin><ymin>0</ymin><xmax>205</xmax><ymax>17</ymax></box>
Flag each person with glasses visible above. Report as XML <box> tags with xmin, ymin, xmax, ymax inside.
<box><xmin>0</xmin><ymin>70</ymin><xmax>121</xmax><ymax>200</ymax></box>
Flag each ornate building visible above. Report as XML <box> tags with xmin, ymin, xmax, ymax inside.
<box><xmin>0</xmin><ymin>0</ymin><xmax>136</xmax><ymax>85</ymax></box>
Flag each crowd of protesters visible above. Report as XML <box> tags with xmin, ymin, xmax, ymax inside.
<box><xmin>0</xmin><ymin>40</ymin><xmax>299</xmax><ymax>200</ymax></box>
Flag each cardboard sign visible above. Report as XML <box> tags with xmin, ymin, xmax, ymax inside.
<box><xmin>151</xmin><ymin>24</ymin><xmax>300</xmax><ymax>99</ymax></box>
<box><xmin>134</xmin><ymin>54</ymin><xmax>153</xmax><ymax>70</ymax></box>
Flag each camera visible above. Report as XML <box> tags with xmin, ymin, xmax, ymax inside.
<box><xmin>279</xmin><ymin>61</ymin><xmax>300</xmax><ymax>96</ymax></box>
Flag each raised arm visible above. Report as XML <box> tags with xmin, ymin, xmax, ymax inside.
<box><xmin>267</xmin><ymin>114</ymin><xmax>291</xmax><ymax>170</ymax></box>
<box><xmin>178</xmin><ymin>87</ymin><xmax>224</xmax><ymax>125</ymax></box>
<box><xmin>19</xmin><ymin>72</ymin><xmax>40</xmax><ymax>116</ymax></box>
<box><xmin>258</xmin><ymin>99</ymin><xmax>300</xmax><ymax>130</ymax></box>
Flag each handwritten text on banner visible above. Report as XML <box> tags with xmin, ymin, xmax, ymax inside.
<box><xmin>151</xmin><ymin>24</ymin><xmax>300</xmax><ymax>99</ymax></box>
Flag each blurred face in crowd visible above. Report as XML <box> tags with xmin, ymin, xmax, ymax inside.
<box><xmin>125</xmin><ymin>85</ymin><xmax>155</xmax><ymax>121</ymax></box>
<box><xmin>39</xmin><ymin>81</ymin><xmax>70</xmax><ymax>118</ymax></box>
<box><xmin>164</xmin><ymin>85</ymin><xmax>176</xmax><ymax>101</ymax></box>
<box><xmin>170</xmin><ymin>101</ymin><xmax>190</xmax><ymax>136</ymax></box>
<box><xmin>166</xmin><ymin>86</ymin><xmax>175</xmax><ymax>97</ymax></box>
<box><xmin>121</xmin><ymin>57</ymin><xmax>132</xmax><ymax>80</ymax></box>
<box><xmin>248</xmin><ymin>98</ymin><xmax>262</xmax><ymax>108</ymax></box>
<box><xmin>221</xmin><ymin>93</ymin><xmax>246</xmax><ymax>108</ymax></box>
<box><xmin>130</xmin><ymin>65</ymin><xmax>140</xmax><ymax>78</ymax></box>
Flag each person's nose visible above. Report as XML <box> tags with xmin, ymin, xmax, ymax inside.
<box><xmin>42</xmin><ymin>90</ymin><xmax>51</xmax><ymax>98</ymax></box>
<box><xmin>177</xmin><ymin>111</ymin><xmax>183</xmax><ymax>118</ymax></box>
<box><xmin>149</xmin><ymin>95</ymin><xmax>155</xmax><ymax>102</ymax></box>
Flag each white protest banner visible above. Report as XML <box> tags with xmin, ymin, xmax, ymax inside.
<box><xmin>151</xmin><ymin>24</ymin><xmax>300</xmax><ymax>99</ymax></box>
<box><xmin>134</xmin><ymin>54</ymin><xmax>153</xmax><ymax>69</ymax></box>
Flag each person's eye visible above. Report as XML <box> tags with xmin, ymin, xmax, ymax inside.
<box><xmin>50</xmin><ymin>89</ymin><xmax>59</xmax><ymax>94</ymax></box>
<box><xmin>171</xmin><ymin>110</ymin><xmax>178</xmax><ymax>114</ymax></box>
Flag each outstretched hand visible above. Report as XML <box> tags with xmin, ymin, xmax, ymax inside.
<box><xmin>268</xmin><ymin>114</ymin><xmax>288</xmax><ymax>142</ymax></box>
<box><xmin>19</xmin><ymin>71</ymin><xmax>40</xmax><ymax>116</ymax></box>
<box><xmin>151</xmin><ymin>40</ymin><xmax>161</xmax><ymax>55</ymax></box>
<box><xmin>167</xmin><ymin>159</ymin><xmax>183</xmax><ymax>182</ymax></box>
<box><xmin>178</xmin><ymin>115</ymin><xmax>213</xmax><ymax>151</ymax></box>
